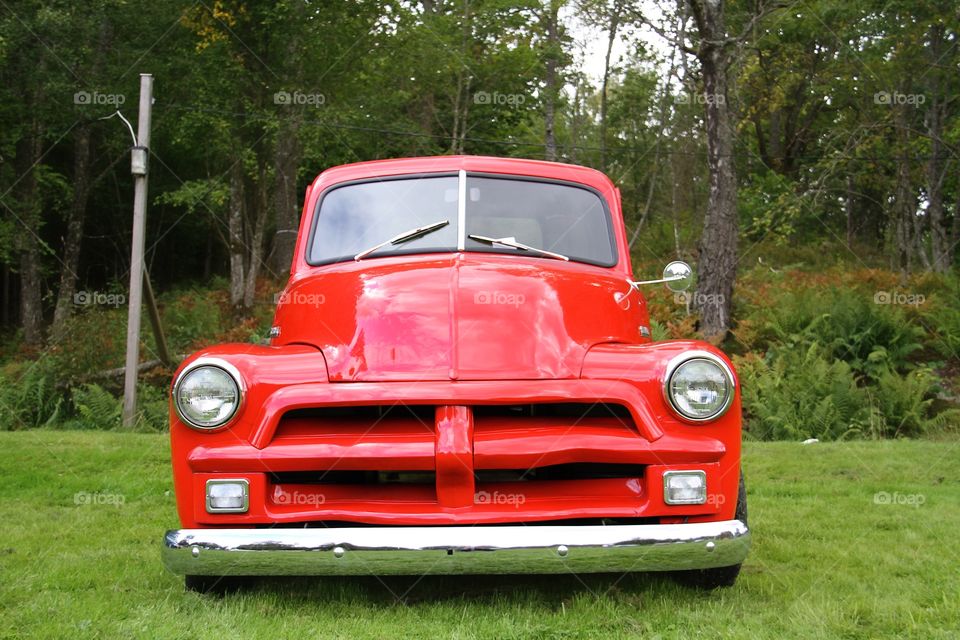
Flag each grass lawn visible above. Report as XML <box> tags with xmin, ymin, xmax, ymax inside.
<box><xmin>1</xmin><ymin>431</ymin><xmax>958</xmax><ymax>639</ymax></box>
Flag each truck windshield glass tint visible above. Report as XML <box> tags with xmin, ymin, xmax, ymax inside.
<box><xmin>309</xmin><ymin>174</ymin><xmax>616</xmax><ymax>266</ymax></box>
<box><xmin>463</xmin><ymin>176</ymin><xmax>615</xmax><ymax>266</ymax></box>
<box><xmin>310</xmin><ymin>176</ymin><xmax>460</xmax><ymax>264</ymax></box>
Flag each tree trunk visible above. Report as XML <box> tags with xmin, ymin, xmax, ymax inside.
<box><xmin>2</xmin><ymin>264</ymin><xmax>10</xmax><ymax>327</ymax></box>
<box><xmin>951</xmin><ymin>184</ymin><xmax>960</xmax><ymax>268</ymax></box>
<box><xmin>925</xmin><ymin>22</ymin><xmax>949</xmax><ymax>272</ymax></box>
<box><xmin>14</xmin><ymin>130</ymin><xmax>44</xmax><ymax>346</ymax></box>
<box><xmin>268</xmin><ymin>1</ymin><xmax>305</xmax><ymax>280</ymax></box>
<box><xmin>543</xmin><ymin>0</ymin><xmax>560</xmax><ymax>161</ymax></box>
<box><xmin>18</xmin><ymin>244</ymin><xmax>42</xmax><ymax>345</ymax></box>
<box><xmin>687</xmin><ymin>0</ymin><xmax>738</xmax><ymax>343</ymax></box>
<box><xmin>599</xmin><ymin>3</ymin><xmax>621</xmax><ymax>171</ymax></box>
<box><xmin>448</xmin><ymin>0</ymin><xmax>472</xmax><ymax>155</ymax></box>
<box><xmin>267</xmin><ymin>119</ymin><xmax>302</xmax><ymax>279</ymax></box>
<box><xmin>767</xmin><ymin>107</ymin><xmax>782</xmax><ymax>171</ymax></box>
<box><xmin>203</xmin><ymin>231</ymin><xmax>213</xmax><ymax>281</ymax></box>
<box><xmin>50</xmin><ymin>17</ymin><xmax>112</xmax><ymax>339</ymax></box>
<box><xmin>568</xmin><ymin>79</ymin><xmax>581</xmax><ymax>163</ymax></box>
<box><xmin>450</xmin><ymin>70</ymin><xmax>465</xmax><ymax>153</ymax></box>
<box><xmin>892</xmin><ymin>108</ymin><xmax>914</xmax><ymax>275</ymax></box>
<box><xmin>228</xmin><ymin>162</ymin><xmax>246</xmax><ymax>312</ymax></box>
<box><xmin>243</xmin><ymin>161</ymin><xmax>269</xmax><ymax>310</ymax></box>
<box><xmin>51</xmin><ymin>125</ymin><xmax>93</xmax><ymax>341</ymax></box>
<box><xmin>459</xmin><ymin>75</ymin><xmax>472</xmax><ymax>152</ymax></box>
<box><xmin>911</xmin><ymin>198</ymin><xmax>931</xmax><ymax>271</ymax></box>
<box><xmin>417</xmin><ymin>1</ymin><xmax>441</xmax><ymax>152</ymax></box>
<box><xmin>845</xmin><ymin>173</ymin><xmax>855</xmax><ymax>249</ymax></box>
<box><xmin>671</xmin><ymin>162</ymin><xmax>682</xmax><ymax>258</ymax></box>
<box><xmin>892</xmin><ymin>104</ymin><xmax>930</xmax><ymax>272</ymax></box>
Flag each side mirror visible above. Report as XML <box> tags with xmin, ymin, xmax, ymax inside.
<box><xmin>630</xmin><ymin>260</ymin><xmax>693</xmax><ymax>291</ymax></box>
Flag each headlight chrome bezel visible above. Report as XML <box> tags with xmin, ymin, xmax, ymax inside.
<box><xmin>173</xmin><ymin>358</ymin><xmax>245</xmax><ymax>431</ymax></box>
<box><xmin>663</xmin><ymin>350</ymin><xmax>735</xmax><ymax>423</ymax></box>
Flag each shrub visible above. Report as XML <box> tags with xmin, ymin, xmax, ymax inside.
<box><xmin>736</xmin><ymin>345</ymin><xmax>870</xmax><ymax>441</ymax></box>
<box><xmin>737</xmin><ymin>346</ymin><xmax>957</xmax><ymax>441</ymax></box>
<box><xmin>918</xmin><ymin>276</ymin><xmax>960</xmax><ymax>361</ymax></box>
<box><xmin>70</xmin><ymin>383</ymin><xmax>122</xmax><ymax>430</ymax></box>
<box><xmin>135</xmin><ymin>383</ymin><xmax>170</xmax><ymax>432</ymax></box>
<box><xmin>51</xmin><ymin>305</ymin><xmax>129</xmax><ymax>382</ymax></box>
<box><xmin>649</xmin><ymin>318</ymin><xmax>671</xmax><ymax>342</ymax></box>
<box><xmin>0</xmin><ymin>357</ymin><xmax>65</xmax><ymax>430</ymax></box>
<box><xmin>162</xmin><ymin>288</ymin><xmax>225</xmax><ymax>353</ymax></box>
<box><xmin>865</xmin><ymin>369</ymin><xmax>960</xmax><ymax>438</ymax></box>
<box><xmin>929</xmin><ymin>305</ymin><xmax>960</xmax><ymax>361</ymax></box>
<box><xmin>749</xmin><ymin>288</ymin><xmax>924</xmax><ymax>378</ymax></box>
<box><xmin>67</xmin><ymin>383</ymin><xmax>169</xmax><ymax>432</ymax></box>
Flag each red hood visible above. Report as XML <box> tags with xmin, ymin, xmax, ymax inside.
<box><xmin>273</xmin><ymin>254</ymin><xmax>647</xmax><ymax>381</ymax></box>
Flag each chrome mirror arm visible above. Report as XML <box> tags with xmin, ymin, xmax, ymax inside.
<box><xmin>629</xmin><ymin>274</ymin><xmax>686</xmax><ymax>288</ymax></box>
<box><xmin>629</xmin><ymin>261</ymin><xmax>694</xmax><ymax>292</ymax></box>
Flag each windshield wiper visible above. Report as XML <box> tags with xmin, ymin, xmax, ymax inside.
<box><xmin>354</xmin><ymin>220</ymin><xmax>450</xmax><ymax>261</ymax></box>
<box><xmin>468</xmin><ymin>234</ymin><xmax>569</xmax><ymax>261</ymax></box>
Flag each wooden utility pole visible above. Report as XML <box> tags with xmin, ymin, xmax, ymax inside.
<box><xmin>122</xmin><ymin>74</ymin><xmax>153</xmax><ymax>428</ymax></box>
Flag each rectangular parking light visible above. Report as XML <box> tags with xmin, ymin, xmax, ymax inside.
<box><xmin>206</xmin><ymin>479</ymin><xmax>249</xmax><ymax>513</ymax></box>
<box><xmin>663</xmin><ymin>471</ymin><xmax>706</xmax><ymax>505</ymax></box>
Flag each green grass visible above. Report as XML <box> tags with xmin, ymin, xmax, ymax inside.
<box><xmin>1</xmin><ymin>432</ymin><xmax>958</xmax><ymax>639</ymax></box>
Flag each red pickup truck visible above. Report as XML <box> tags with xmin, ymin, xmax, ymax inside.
<box><xmin>162</xmin><ymin>156</ymin><xmax>750</xmax><ymax>591</ymax></box>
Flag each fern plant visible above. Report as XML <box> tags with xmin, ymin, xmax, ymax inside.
<box><xmin>649</xmin><ymin>318</ymin><xmax>670</xmax><ymax>342</ymax></box>
<box><xmin>926</xmin><ymin>302</ymin><xmax>960</xmax><ymax>361</ymax></box>
<box><xmin>70</xmin><ymin>384</ymin><xmax>122</xmax><ymax>430</ymax></box>
<box><xmin>736</xmin><ymin>344</ymin><xmax>871</xmax><ymax>441</ymax></box>
<box><xmin>864</xmin><ymin>368</ymin><xmax>960</xmax><ymax>438</ymax></box>
<box><xmin>757</xmin><ymin>289</ymin><xmax>923</xmax><ymax>378</ymax></box>
<box><xmin>0</xmin><ymin>358</ymin><xmax>65</xmax><ymax>430</ymax></box>
<box><xmin>134</xmin><ymin>383</ymin><xmax>170</xmax><ymax>432</ymax></box>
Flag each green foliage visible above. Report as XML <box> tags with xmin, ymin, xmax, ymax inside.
<box><xmin>737</xmin><ymin>345</ymin><xmax>870</xmax><ymax>441</ymax></box>
<box><xmin>930</xmin><ymin>305</ymin><xmax>960</xmax><ymax>361</ymax></box>
<box><xmin>155</xmin><ymin>178</ymin><xmax>230</xmax><ymax>213</ymax></box>
<box><xmin>246</xmin><ymin>322</ymin><xmax>273</xmax><ymax>345</ymax></box>
<box><xmin>733</xmin><ymin>269</ymin><xmax>957</xmax><ymax>441</ymax></box>
<box><xmin>52</xmin><ymin>296</ymin><xmax>130</xmax><ymax>381</ymax></box>
<box><xmin>161</xmin><ymin>288</ymin><xmax>225</xmax><ymax>353</ymax></box>
<box><xmin>132</xmin><ymin>384</ymin><xmax>170</xmax><ymax>432</ymax></box>
<box><xmin>867</xmin><ymin>369</ymin><xmax>960</xmax><ymax>438</ymax></box>
<box><xmin>69</xmin><ymin>383</ymin><xmax>121</xmax><ymax>430</ymax></box>
<box><xmin>0</xmin><ymin>284</ymin><xmax>232</xmax><ymax>433</ymax></box>
<box><xmin>738</xmin><ymin>344</ymin><xmax>955</xmax><ymax>441</ymax></box>
<box><xmin>64</xmin><ymin>383</ymin><xmax>167</xmax><ymax>432</ymax></box>
<box><xmin>920</xmin><ymin>276</ymin><xmax>960</xmax><ymax>361</ymax></box>
<box><xmin>749</xmin><ymin>288</ymin><xmax>924</xmax><ymax>379</ymax></box>
<box><xmin>0</xmin><ymin>358</ymin><xmax>64</xmax><ymax>430</ymax></box>
<box><xmin>649</xmin><ymin>318</ymin><xmax>671</xmax><ymax>342</ymax></box>
<box><xmin>0</xmin><ymin>370</ymin><xmax>168</xmax><ymax>433</ymax></box>
<box><xmin>739</xmin><ymin>171</ymin><xmax>804</xmax><ymax>243</ymax></box>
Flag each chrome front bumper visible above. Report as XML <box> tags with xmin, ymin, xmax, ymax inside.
<box><xmin>162</xmin><ymin>520</ymin><xmax>750</xmax><ymax>576</ymax></box>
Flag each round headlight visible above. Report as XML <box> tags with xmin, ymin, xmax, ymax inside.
<box><xmin>174</xmin><ymin>363</ymin><xmax>242</xmax><ymax>430</ymax></box>
<box><xmin>665</xmin><ymin>354</ymin><xmax>733</xmax><ymax>421</ymax></box>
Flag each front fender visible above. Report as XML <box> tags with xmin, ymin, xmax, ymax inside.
<box><xmin>581</xmin><ymin>340</ymin><xmax>743</xmax><ymax>521</ymax></box>
<box><xmin>169</xmin><ymin>343</ymin><xmax>329</xmax><ymax>526</ymax></box>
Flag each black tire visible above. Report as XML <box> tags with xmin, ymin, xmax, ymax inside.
<box><xmin>672</xmin><ymin>472</ymin><xmax>747</xmax><ymax>590</ymax></box>
<box><xmin>184</xmin><ymin>575</ymin><xmax>248</xmax><ymax>595</ymax></box>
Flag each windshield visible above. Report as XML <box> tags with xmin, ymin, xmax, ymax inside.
<box><xmin>308</xmin><ymin>173</ymin><xmax>617</xmax><ymax>266</ymax></box>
